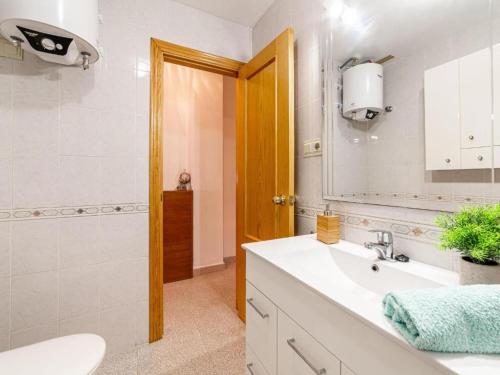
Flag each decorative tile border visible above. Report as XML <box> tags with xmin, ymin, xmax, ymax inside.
<box><xmin>0</xmin><ymin>203</ymin><xmax>149</xmax><ymax>222</ymax></box>
<box><xmin>295</xmin><ymin>205</ymin><xmax>442</xmax><ymax>244</ymax></box>
<box><xmin>328</xmin><ymin>192</ymin><xmax>500</xmax><ymax>206</ymax></box>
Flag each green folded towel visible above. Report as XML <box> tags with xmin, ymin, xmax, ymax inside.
<box><xmin>383</xmin><ymin>285</ymin><xmax>500</xmax><ymax>354</ymax></box>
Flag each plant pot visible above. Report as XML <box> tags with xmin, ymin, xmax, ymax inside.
<box><xmin>459</xmin><ymin>256</ymin><xmax>500</xmax><ymax>285</ymax></box>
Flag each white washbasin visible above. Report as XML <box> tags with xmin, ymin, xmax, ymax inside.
<box><xmin>263</xmin><ymin>236</ymin><xmax>457</xmax><ymax>301</ymax></box>
<box><xmin>282</xmin><ymin>245</ymin><xmax>449</xmax><ymax>296</ymax></box>
<box><xmin>244</xmin><ymin>234</ymin><xmax>459</xmax><ymax>327</ymax></box>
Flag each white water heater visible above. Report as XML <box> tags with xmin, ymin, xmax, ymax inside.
<box><xmin>0</xmin><ymin>0</ymin><xmax>99</xmax><ymax>69</ymax></box>
<box><xmin>342</xmin><ymin>63</ymin><xmax>383</xmax><ymax>121</ymax></box>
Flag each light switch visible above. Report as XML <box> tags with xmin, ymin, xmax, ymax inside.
<box><xmin>304</xmin><ymin>138</ymin><xmax>322</xmax><ymax>157</ymax></box>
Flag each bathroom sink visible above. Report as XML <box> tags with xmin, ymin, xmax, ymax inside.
<box><xmin>246</xmin><ymin>234</ymin><xmax>457</xmax><ymax>303</ymax></box>
<box><xmin>283</xmin><ymin>246</ymin><xmax>447</xmax><ymax>296</ymax></box>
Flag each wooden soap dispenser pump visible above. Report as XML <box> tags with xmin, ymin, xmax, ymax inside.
<box><xmin>317</xmin><ymin>204</ymin><xmax>340</xmax><ymax>244</ymax></box>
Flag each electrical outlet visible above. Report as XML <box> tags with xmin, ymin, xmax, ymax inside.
<box><xmin>304</xmin><ymin>138</ymin><xmax>322</xmax><ymax>157</ymax></box>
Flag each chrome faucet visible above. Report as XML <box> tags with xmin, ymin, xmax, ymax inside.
<box><xmin>364</xmin><ymin>229</ymin><xmax>394</xmax><ymax>260</ymax></box>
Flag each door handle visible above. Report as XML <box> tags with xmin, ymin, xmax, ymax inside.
<box><xmin>272</xmin><ymin>195</ymin><xmax>296</xmax><ymax>206</ymax></box>
<box><xmin>272</xmin><ymin>195</ymin><xmax>287</xmax><ymax>205</ymax></box>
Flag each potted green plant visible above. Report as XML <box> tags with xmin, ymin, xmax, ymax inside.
<box><xmin>436</xmin><ymin>204</ymin><xmax>500</xmax><ymax>285</ymax></box>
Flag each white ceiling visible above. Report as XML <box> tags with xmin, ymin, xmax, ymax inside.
<box><xmin>174</xmin><ymin>0</ymin><xmax>275</xmax><ymax>27</ymax></box>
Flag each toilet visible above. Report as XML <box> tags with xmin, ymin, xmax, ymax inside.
<box><xmin>0</xmin><ymin>334</ymin><xmax>106</xmax><ymax>375</ymax></box>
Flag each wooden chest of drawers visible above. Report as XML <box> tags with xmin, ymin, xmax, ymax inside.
<box><xmin>163</xmin><ymin>190</ymin><xmax>193</xmax><ymax>283</ymax></box>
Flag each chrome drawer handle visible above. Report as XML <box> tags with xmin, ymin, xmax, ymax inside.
<box><xmin>478</xmin><ymin>155</ymin><xmax>484</xmax><ymax>161</ymax></box>
<box><xmin>469</xmin><ymin>135</ymin><xmax>474</xmax><ymax>140</ymax></box>
<box><xmin>287</xmin><ymin>338</ymin><xmax>327</xmax><ymax>375</ymax></box>
<box><xmin>445</xmin><ymin>158</ymin><xmax>451</xmax><ymax>163</ymax></box>
<box><xmin>246</xmin><ymin>298</ymin><xmax>269</xmax><ymax>319</ymax></box>
<box><xmin>246</xmin><ymin>363</ymin><xmax>256</xmax><ymax>375</ymax></box>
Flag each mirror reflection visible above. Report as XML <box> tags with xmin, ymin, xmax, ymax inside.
<box><xmin>322</xmin><ymin>0</ymin><xmax>499</xmax><ymax>211</ymax></box>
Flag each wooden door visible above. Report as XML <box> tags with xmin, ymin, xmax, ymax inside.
<box><xmin>236</xmin><ymin>28</ymin><xmax>295</xmax><ymax>321</ymax></box>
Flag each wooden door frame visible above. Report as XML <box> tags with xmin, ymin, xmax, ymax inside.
<box><xmin>149</xmin><ymin>38</ymin><xmax>244</xmax><ymax>342</ymax></box>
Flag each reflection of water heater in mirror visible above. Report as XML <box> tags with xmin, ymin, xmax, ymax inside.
<box><xmin>342</xmin><ymin>63</ymin><xmax>383</xmax><ymax>121</ymax></box>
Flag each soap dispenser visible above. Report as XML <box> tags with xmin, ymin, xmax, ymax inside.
<box><xmin>317</xmin><ymin>204</ymin><xmax>340</xmax><ymax>244</ymax></box>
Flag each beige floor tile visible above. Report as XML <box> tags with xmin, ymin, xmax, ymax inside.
<box><xmin>136</xmin><ymin>263</ymin><xmax>244</xmax><ymax>375</ymax></box>
<box><xmin>97</xmin><ymin>264</ymin><xmax>244</xmax><ymax>374</ymax></box>
<box><xmin>94</xmin><ymin>350</ymin><xmax>138</xmax><ymax>375</ymax></box>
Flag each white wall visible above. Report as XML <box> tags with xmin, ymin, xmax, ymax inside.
<box><xmin>163</xmin><ymin>62</ymin><xmax>225</xmax><ymax>270</ymax></box>
<box><xmin>0</xmin><ymin>0</ymin><xmax>251</xmax><ymax>357</ymax></box>
<box><xmin>251</xmin><ymin>0</ymin><xmax>485</xmax><ymax>271</ymax></box>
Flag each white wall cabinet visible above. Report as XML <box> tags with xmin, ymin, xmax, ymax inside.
<box><xmin>424</xmin><ymin>60</ymin><xmax>461</xmax><ymax>170</ymax></box>
<box><xmin>461</xmin><ymin>147</ymin><xmax>492</xmax><ymax>169</ymax></box>
<box><xmin>460</xmin><ymin>48</ymin><xmax>492</xmax><ymax>149</ymax></box>
<box><xmin>494</xmin><ymin>146</ymin><xmax>500</xmax><ymax>168</ymax></box>
<box><xmin>494</xmin><ymin>44</ymin><xmax>500</xmax><ymax>147</ymax></box>
<box><xmin>425</xmin><ymin>47</ymin><xmax>493</xmax><ymax>170</ymax></box>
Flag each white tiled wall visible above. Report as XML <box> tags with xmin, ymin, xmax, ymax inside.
<box><xmin>252</xmin><ymin>0</ymin><xmax>467</xmax><ymax>271</ymax></box>
<box><xmin>0</xmin><ymin>0</ymin><xmax>251</xmax><ymax>356</ymax></box>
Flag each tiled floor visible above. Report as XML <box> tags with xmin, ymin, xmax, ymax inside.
<box><xmin>96</xmin><ymin>263</ymin><xmax>245</xmax><ymax>374</ymax></box>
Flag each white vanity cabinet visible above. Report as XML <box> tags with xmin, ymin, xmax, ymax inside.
<box><xmin>246</xmin><ymin>346</ymin><xmax>270</xmax><ymax>375</ymax></box>
<box><xmin>246</xmin><ymin>282</ymin><xmax>277</xmax><ymax>375</ymax></box>
<box><xmin>246</xmin><ymin>280</ymin><xmax>342</xmax><ymax>375</ymax></box>
<box><xmin>424</xmin><ymin>47</ymin><xmax>493</xmax><ymax>170</ymax></box>
<box><xmin>277</xmin><ymin>310</ymin><xmax>341</xmax><ymax>375</ymax></box>
<box><xmin>245</xmin><ymin>251</ymin><xmax>449</xmax><ymax>375</ymax></box>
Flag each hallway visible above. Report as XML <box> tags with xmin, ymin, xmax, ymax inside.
<box><xmin>96</xmin><ymin>263</ymin><xmax>245</xmax><ymax>374</ymax></box>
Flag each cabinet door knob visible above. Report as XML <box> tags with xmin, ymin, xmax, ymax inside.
<box><xmin>478</xmin><ymin>155</ymin><xmax>484</xmax><ymax>161</ymax></box>
<box><xmin>445</xmin><ymin>158</ymin><xmax>451</xmax><ymax>163</ymax></box>
<box><xmin>469</xmin><ymin>135</ymin><xmax>474</xmax><ymax>140</ymax></box>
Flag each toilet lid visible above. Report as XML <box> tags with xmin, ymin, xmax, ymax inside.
<box><xmin>0</xmin><ymin>334</ymin><xmax>106</xmax><ymax>375</ymax></box>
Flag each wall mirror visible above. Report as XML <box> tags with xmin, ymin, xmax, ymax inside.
<box><xmin>322</xmin><ymin>0</ymin><xmax>500</xmax><ymax>211</ymax></box>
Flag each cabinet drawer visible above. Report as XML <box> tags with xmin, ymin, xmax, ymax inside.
<box><xmin>278</xmin><ymin>310</ymin><xmax>340</xmax><ymax>375</ymax></box>
<box><xmin>247</xmin><ymin>345</ymin><xmax>270</xmax><ymax>375</ymax></box>
<box><xmin>426</xmin><ymin>155</ymin><xmax>460</xmax><ymax>170</ymax></box>
<box><xmin>246</xmin><ymin>282</ymin><xmax>277</xmax><ymax>375</ymax></box>
<box><xmin>461</xmin><ymin>147</ymin><xmax>492</xmax><ymax>169</ymax></box>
